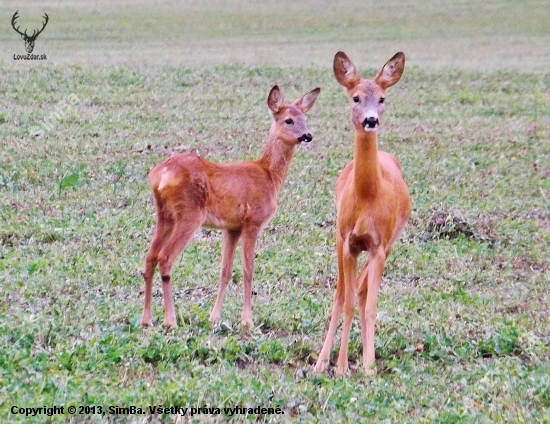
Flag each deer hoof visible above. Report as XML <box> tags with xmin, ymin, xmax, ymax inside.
<box><xmin>314</xmin><ymin>358</ymin><xmax>329</xmax><ymax>373</ymax></box>
<box><xmin>363</xmin><ymin>364</ymin><xmax>377</xmax><ymax>376</ymax></box>
<box><xmin>164</xmin><ymin>321</ymin><xmax>178</xmax><ymax>329</ymax></box>
<box><xmin>240</xmin><ymin>318</ymin><xmax>253</xmax><ymax>331</ymax></box>
<box><xmin>335</xmin><ymin>361</ymin><xmax>349</xmax><ymax>377</ymax></box>
<box><xmin>140</xmin><ymin>318</ymin><xmax>153</xmax><ymax>328</ymax></box>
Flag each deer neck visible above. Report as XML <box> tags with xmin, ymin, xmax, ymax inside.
<box><xmin>353</xmin><ymin>130</ymin><xmax>381</xmax><ymax>199</ymax></box>
<box><xmin>258</xmin><ymin>129</ymin><xmax>297</xmax><ymax>190</ymax></box>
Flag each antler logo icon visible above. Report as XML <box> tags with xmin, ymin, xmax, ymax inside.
<box><xmin>11</xmin><ymin>11</ymin><xmax>49</xmax><ymax>54</ymax></box>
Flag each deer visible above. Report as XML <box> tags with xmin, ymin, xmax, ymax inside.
<box><xmin>141</xmin><ymin>85</ymin><xmax>320</xmax><ymax>330</ymax></box>
<box><xmin>11</xmin><ymin>11</ymin><xmax>49</xmax><ymax>54</ymax></box>
<box><xmin>314</xmin><ymin>52</ymin><xmax>410</xmax><ymax>376</ymax></box>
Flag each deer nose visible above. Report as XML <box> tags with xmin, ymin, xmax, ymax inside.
<box><xmin>298</xmin><ymin>133</ymin><xmax>312</xmax><ymax>143</ymax></box>
<box><xmin>362</xmin><ymin>117</ymin><xmax>379</xmax><ymax>129</ymax></box>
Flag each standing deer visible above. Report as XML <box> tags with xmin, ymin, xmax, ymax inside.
<box><xmin>315</xmin><ymin>52</ymin><xmax>410</xmax><ymax>375</ymax></box>
<box><xmin>141</xmin><ymin>85</ymin><xmax>320</xmax><ymax>329</ymax></box>
<box><xmin>11</xmin><ymin>11</ymin><xmax>49</xmax><ymax>54</ymax></box>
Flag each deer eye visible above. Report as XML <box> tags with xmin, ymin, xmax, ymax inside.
<box><xmin>285</xmin><ymin>118</ymin><xmax>294</xmax><ymax>125</ymax></box>
<box><xmin>352</xmin><ymin>96</ymin><xmax>360</xmax><ymax>103</ymax></box>
<box><xmin>379</xmin><ymin>97</ymin><xmax>385</xmax><ymax>104</ymax></box>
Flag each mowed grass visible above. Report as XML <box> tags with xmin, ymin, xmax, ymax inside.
<box><xmin>1</xmin><ymin>1</ymin><xmax>550</xmax><ymax>423</ymax></box>
<box><xmin>1</xmin><ymin>0</ymin><xmax>549</xmax><ymax>70</ymax></box>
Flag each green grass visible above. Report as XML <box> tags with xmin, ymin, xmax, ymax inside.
<box><xmin>1</xmin><ymin>1</ymin><xmax>550</xmax><ymax>423</ymax></box>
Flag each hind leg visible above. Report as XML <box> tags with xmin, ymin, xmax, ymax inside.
<box><xmin>357</xmin><ymin>259</ymin><xmax>370</xmax><ymax>361</ymax></box>
<box><xmin>157</xmin><ymin>216</ymin><xmax>203</xmax><ymax>329</ymax></box>
<box><xmin>358</xmin><ymin>247</ymin><xmax>386</xmax><ymax>374</ymax></box>
<box><xmin>141</xmin><ymin>214</ymin><xmax>173</xmax><ymax>327</ymax></box>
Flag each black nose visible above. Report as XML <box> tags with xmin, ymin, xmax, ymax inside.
<box><xmin>362</xmin><ymin>117</ymin><xmax>379</xmax><ymax>128</ymax></box>
<box><xmin>298</xmin><ymin>133</ymin><xmax>312</xmax><ymax>143</ymax></box>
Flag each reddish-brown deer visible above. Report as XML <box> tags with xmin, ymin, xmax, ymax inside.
<box><xmin>315</xmin><ymin>52</ymin><xmax>410</xmax><ymax>375</ymax></box>
<box><xmin>141</xmin><ymin>85</ymin><xmax>320</xmax><ymax>329</ymax></box>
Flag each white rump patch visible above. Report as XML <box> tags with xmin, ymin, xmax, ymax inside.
<box><xmin>158</xmin><ymin>167</ymin><xmax>171</xmax><ymax>192</ymax></box>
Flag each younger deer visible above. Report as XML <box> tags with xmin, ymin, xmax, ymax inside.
<box><xmin>315</xmin><ymin>52</ymin><xmax>410</xmax><ymax>375</ymax></box>
<box><xmin>141</xmin><ymin>85</ymin><xmax>320</xmax><ymax>329</ymax></box>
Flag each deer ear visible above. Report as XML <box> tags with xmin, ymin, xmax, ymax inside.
<box><xmin>334</xmin><ymin>52</ymin><xmax>360</xmax><ymax>89</ymax></box>
<box><xmin>374</xmin><ymin>52</ymin><xmax>405</xmax><ymax>90</ymax></box>
<box><xmin>267</xmin><ymin>85</ymin><xmax>284</xmax><ymax>114</ymax></box>
<box><xmin>293</xmin><ymin>88</ymin><xmax>320</xmax><ymax>113</ymax></box>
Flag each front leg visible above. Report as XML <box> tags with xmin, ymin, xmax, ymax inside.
<box><xmin>315</xmin><ymin>233</ymin><xmax>345</xmax><ymax>372</ymax></box>
<box><xmin>240</xmin><ymin>227</ymin><xmax>261</xmax><ymax>328</ymax></box>
<box><xmin>356</xmin><ymin>259</ymin><xmax>370</xmax><ymax>365</ymax></box>
<box><xmin>357</xmin><ymin>247</ymin><xmax>386</xmax><ymax>374</ymax></box>
<box><xmin>209</xmin><ymin>229</ymin><xmax>242</xmax><ymax>323</ymax></box>
<box><xmin>336</xmin><ymin>245</ymin><xmax>358</xmax><ymax>376</ymax></box>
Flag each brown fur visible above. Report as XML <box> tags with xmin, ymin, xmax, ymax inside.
<box><xmin>141</xmin><ymin>85</ymin><xmax>320</xmax><ymax>329</ymax></box>
<box><xmin>315</xmin><ymin>52</ymin><xmax>410</xmax><ymax>375</ymax></box>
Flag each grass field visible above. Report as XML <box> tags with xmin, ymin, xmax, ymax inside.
<box><xmin>1</xmin><ymin>1</ymin><xmax>549</xmax><ymax>423</ymax></box>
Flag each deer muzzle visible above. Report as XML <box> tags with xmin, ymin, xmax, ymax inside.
<box><xmin>298</xmin><ymin>133</ymin><xmax>312</xmax><ymax>143</ymax></box>
<box><xmin>362</xmin><ymin>116</ymin><xmax>379</xmax><ymax>131</ymax></box>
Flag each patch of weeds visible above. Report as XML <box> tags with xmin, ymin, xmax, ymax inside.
<box><xmin>105</xmin><ymin>160</ymin><xmax>128</xmax><ymax>194</ymax></box>
<box><xmin>178</xmin><ymin>304</ymin><xmax>211</xmax><ymax>329</ymax></box>
<box><xmin>376</xmin><ymin>328</ymin><xmax>415</xmax><ymax>362</ymax></box>
<box><xmin>27</xmin><ymin>259</ymin><xmax>48</xmax><ymax>275</ymax></box>
<box><xmin>259</xmin><ymin>339</ymin><xmax>286</xmax><ymax>364</ymax></box>
<box><xmin>533</xmin><ymin>381</ymin><xmax>550</xmax><ymax>408</ymax></box>
<box><xmin>287</xmin><ymin>337</ymin><xmax>317</xmax><ymax>364</ymax></box>
<box><xmin>477</xmin><ymin>325</ymin><xmax>522</xmax><ymax>358</ymax></box>
<box><xmin>0</xmin><ymin>227</ymin><xmax>64</xmax><ymax>247</ymax></box>
<box><xmin>422</xmin><ymin>323</ymin><xmax>524</xmax><ymax>363</ymax></box>
<box><xmin>57</xmin><ymin>169</ymin><xmax>85</xmax><ymax>198</ymax></box>
<box><xmin>108</xmin><ymin>68</ymin><xmax>144</xmax><ymax>87</ymax></box>
<box><xmin>458</xmin><ymin>89</ymin><xmax>480</xmax><ymax>105</ymax></box>
<box><xmin>99</xmin><ymin>333</ymin><xmax>126</xmax><ymax>364</ymax></box>
<box><xmin>0</xmin><ymin>230</ymin><xmax>19</xmax><ymax>247</ymax></box>
<box><xmin>421</xmin><ymin>331</ymin><xmax>464</xmax><ymax>363</ymax></box>
<box><xmin>219</xmin><ymin>335</ymin><xmax>243</xmax><ymax>362</ymax></box>
<box><xmin>0</xmin><ymin>167</ymin><xmax>23</xmax><ymax>192</ymax></box>
<box><xmin>424</xmin><ymin>208</ymin><xmax>495</xmax><ymax>242</ymax></box>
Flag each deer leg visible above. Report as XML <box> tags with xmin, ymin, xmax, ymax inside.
<box><xmin>336</xmin><ymin>247</ymin><xmax>358</xmax><ymax>376</ymax></box>
<box><xmin>157</xmin><ymin>216</ymin><xmax>202</xmax><ymax>329</ymax></box>
<box><xmin>141</xmin><ymin>215</ymin><xmax>173</xmax><ymax>327</ymax></box>
<box><xmin>358</xmin><ymin>247</ymin><xmax>386</xmax><ymax>374</ymax></box>
<box><xmin>209</xmin><ymin>229</ymin><xmax>242</xmax><ymax>323</ymax></box>
<box><xmin>240</xmin><ymin>227</ymin><xmax>260</xmax><ymax>329</ymax></box>
<box><xmin>356</xmin><ymin>258</ymin><xmax>370</xmax><ymax>354</ymax></box>
<box><xmin>315</xmin><ymin>234</ymin><xmax>345</xmax><ymax>373</ymax></box>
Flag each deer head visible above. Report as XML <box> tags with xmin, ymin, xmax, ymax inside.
<box><xmin>12</xmin><ymin>11</ymin><xmax>49</xmax><ymax>53</ymax></box>
<box><xmin>334</xmin><ymin>51</ymin><xmax>405</xmax><ymax>132</ymax></box>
